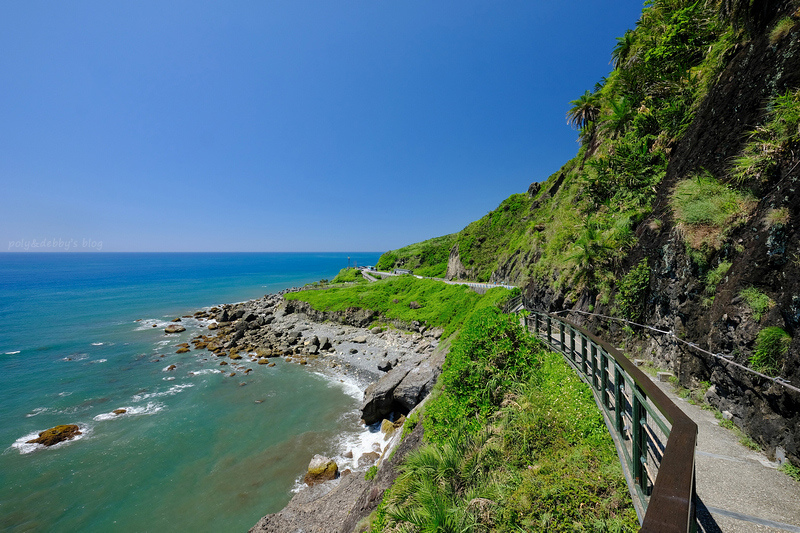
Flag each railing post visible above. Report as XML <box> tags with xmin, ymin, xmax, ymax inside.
<box><xmin>546</xmin><ymin>316</ymin><xmax>552</xmax><ymax>348</ymax></box>
<box><xmin>533</xmin><ymin>313</ymin><xmax>539</xmax><ymax>337</ymax></box>
<box><xmin>601</xmin><ymin>350</ymin><xmax>609</xmax><ymax>409</ymax></box>
<box><xmin>581</xmin><ymin>335</ymin><xmax>588</xmax><ymax>376</ymax></box>
<box><xmin>559</xmin><ymin>321</ymin><xmax>565</xmax><ymax>351</ymax></box>
<box><xmin>633</xmin><ymin>384</ymin><xmax>647</xmax><ymax>493</ymax></box>
<box><xmin>569</xmin><ymin>327</ymin><xmax>576</xmax><ymax>362</ymax></box>
<box><xmin>590</xmin><ymin>343</ymin><xmax>598</xmax><ymax>390</ymax></box>
<box><xmin>615</xmin><ymin>368</ymin><xmax>624</xmax><ymax>436</ymax></box>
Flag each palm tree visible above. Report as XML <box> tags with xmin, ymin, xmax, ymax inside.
<box><xmin>567</xmin><ymin>90</ymin><xmax>601</xmax><ymax>130</ymax></box>
<box><xmin>601</xmin><ymin>96</ymin><xmax>634</xmax><ymax>139</ymax></box>
<box><xmin>611</xmin><ymin>30</ymin><xmax>636</xmax><ymax>69</ymax></box>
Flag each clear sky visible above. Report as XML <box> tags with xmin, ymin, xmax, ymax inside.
<box><xmin>1</xmin><ymin>1</ymin><xmax>644</xmax><ymax>253</ymax></box>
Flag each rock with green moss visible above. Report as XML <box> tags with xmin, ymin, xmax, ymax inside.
<box><xmin>303</xmin><ymin>454</ymin><xmax>338</xmax><ymax>486</ymax></box>
<box><xmin>27</xmin><ymin>424</ymin><xmax>82</xmax><ymax>446</ymax></box>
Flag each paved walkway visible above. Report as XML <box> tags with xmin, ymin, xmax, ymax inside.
<box><xmin>649</xmin><ymin>376</ymin><xmax>800</xmax><ymax>532</ymax></box>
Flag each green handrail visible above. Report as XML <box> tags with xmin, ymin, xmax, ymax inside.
<box><xmin>521</xmin><ymin>308</ymin><xmax>697</xmax><ymax>533</ymax></box>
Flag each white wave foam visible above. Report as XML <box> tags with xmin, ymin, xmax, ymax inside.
<box><xmin>11</xmin><ymin>424</ymin><xmax>90</xmax><ymax>455</ymax></box>
<box><xmin>58</xmin><ymin>391</ymin><xmax>73</xmax><ymax>397</ymax></box>
<box><xmin>190</xmin><ymin>369</ymin><xmax>220</xmax><ymax>376</ymax></box>
<box><xmin>5</xmin><ymin>351</ymin><xmax>21</xmax><ymax>355</ymax></box>
<box><xmin>332</xmin><ymin>420</ymin><xmax>385</xmax><ymax>473</ymax></box>
<box><xmin>62</xmin><ymin>353</ymin><xmax>88</xmax><ymax>362</ymax></box>
<box><xmin>91</xmin><ymin>342</ymin><xmax>104</xmax><ymax>346</ymax></box>
<box><xmin>25</xmin><ymin>407</ymin><xmax>49</xmax><ymax>418</ymax></box>
<box><xmin>89</xmin><ymin>359</ymin><xmax>107</xmax><ymax>364</ymax></box>
<box><xmin>313</xmin><ymin>371</ymin><xmax>365</xmax><ymax>401</ymax></box>
<box><xmin>93</xmin><ymin>402</ymin><xmax>164</xmax><ymax>421</ymax></box>
<box><xmin>131</xmin><ymin>383</ymin><xmax>194</xmax><ymax>402</ymax></box>
<box><xmin>163</xmin><ymin>376</ymin><xmax>176</xmax><ymax>381</ymax></box>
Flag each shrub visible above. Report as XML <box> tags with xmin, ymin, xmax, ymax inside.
<box><xmin>704</xmin><ymin>261</ymin><xmax>732</xmax><ymax>295</ymax></box>
<box><xmin>731</xmin><ymin>90</ymin><xmax>800</xmax><ymax>184</ymax></box>
<box><xmin>671</xmin><ymin>172</ymin><xmax>755</xmax><ymax>251</ymax></box>
<box><xmin>331</xmin><ymin>267</ymin><xmax>366</xmax><ymax>284</ymax></box>
<box><xmin>739</xmin><ymin>287</ymin><xmax>774</xmax><ymax>321</ymax></box>
<box><xmin>424</xmin><ymin>307</ymin><xmax>542</xmax><ymax>441</ymax></box>
<box><xmin>364</xmin><ymin>465</ymin><xmax>378</xmax><ymax>481</ymax></box>
<box><xmin>616</xmin><ymin>258</ymin><xmax>650</xmax><ymax>321</ymax></box>
<box><xmin>764</xmin><ymin>207</ymin><xmax>790</xmax><ymax>228</ymax></box>
<box><xmin>769</xmin><ymin>17</ymin><xmax>796</xmax><ymax>44</ymax></box>
<box><xmin>751</xmin><ymin>327</ymin><xmax>791</xmax><ymax>375</ymax></box>
<box><xmin>779</xmin><ymin>462</ymin><xmax>800</xmax><ymax>482</ymax></box>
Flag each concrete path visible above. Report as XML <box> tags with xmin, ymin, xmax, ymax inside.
<box><xmin>648</xmin><ymin>377</ymin><xmax>800</xmax><ymax>532</ymax></box>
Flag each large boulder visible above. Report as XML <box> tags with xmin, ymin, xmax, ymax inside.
<box><xmin>393</xmin><ymin>351</ymin><xmax>445</xmax><ymax>411</ymax></box>
<box><xmin>303</xmin><ymin>454</ymin><xmax>338</xmax><ymax>486</ymax></box>
<box><xmin>360</xmin><ymin>365</ymin><xmax>412</xmax><ymax>425</ymax></box>
<box><xmin>27</xmin><ymin>424</ymin><xmax>82</xmax><ymax>446</ymax></box>
<box><xmin>164</xmin><ymin>324</ymin><xmax>186</xmax><ymax>334</ymax></box>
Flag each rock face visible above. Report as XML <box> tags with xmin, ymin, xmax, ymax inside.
<box><xmin>361</xmin><ymin>346</ymin><xmax>446</xmax><ymax>424</ymax></box>
<box><xmin>303</xmin><ymin>455</ymin><xmax>338</xmax><ymax>486</ymax></box>
<box><xmin>445</xmin><ymin>243</ymin><xmax>468</xmax><ymax>280</ymax></box>
<box><xmin>27</xmin><ymin>425</ymin><xmax>82</xmax><ymax>446</ymax></box>
<box><xmin>164</xmin><ymin>324</ymin><xmax>186</xmax><ymax>334</ymax></box>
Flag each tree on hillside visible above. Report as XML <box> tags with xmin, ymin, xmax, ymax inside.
<box><xmin>567</xmin><ymin>90</ymin><xmax>601</xmax><ymax>145</ymax></box>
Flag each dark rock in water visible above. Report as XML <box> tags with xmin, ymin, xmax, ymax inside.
<box><xmin>229</xmin><ymin>353</ymin><xmax>242</xmax><ymax>360</ymax></box>
<box><xmin>152</xmin><ymin>324</ymin><xmax>157</xmax><ymax>328</ymax></box>
<box><xmin>171</xmin><ymin>318</ymin><xmax>182</xmax><ymax>323</ymax></box>
<box><xmin>304</xmin><ymin>455</ymin><xmax>338</xmax><ymax>486</ymax></box>
<box><xmin>166</xmin><ymin>364</ymin><xmax>177</xmax><ymax>371</ymax></box>
<box><xmin>208</xmin><ymin>323</ymin><xmax>219</xmax><ymax>330</ymax></box>
<box><xmin>257</xmin><ymin>358</ymin><xmax>269</xmax><ymax>365</ymax></box>
<box><xmin>267</xmin><ymin>362</ymin><xmax>276</xmax><ymax>367</ymax></box>
<box><xmin>164</xmin><ymin>324</ymin><xmax>186</xmax><ymax>334</ymax></box>
<box><xmin>220</xmin><ymin>361</ymin><xmax>228</xmax><ymax>366</ymax></box>
<box><xmin>113</xmin><ymin>409</ymin><xmax>127</xmax><ymax>415</ymax></box>
<box><xmin>27</xmin><ymin>424</ymin><xmax>82</xmax><ymax>446</ymax></box>
<box><xmin>343</xmin><ymin>450</ymin><xmax>353</xmax><ymax>459</ymax></box>
<box><xmin>176</xmin><ymin>347</ymin><xmax>190</xmax><ymax>354</ymax></box>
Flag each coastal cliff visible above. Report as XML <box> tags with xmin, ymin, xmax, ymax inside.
<box><xmin>376</xmin><ymin>1</ymin><xmax>800</xmax><ymax>466</ymax></box>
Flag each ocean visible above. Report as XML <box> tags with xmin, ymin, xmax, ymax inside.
<box><xmin>0</xmin><ymin>252</ymin><xmax>382</xmax><ymax>532</ymax></box>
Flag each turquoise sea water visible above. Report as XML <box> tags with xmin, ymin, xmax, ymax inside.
<box><xmin>0</xmin><ymin>252</ymin><xmax>381</xmax><ymax>532</ymax></box>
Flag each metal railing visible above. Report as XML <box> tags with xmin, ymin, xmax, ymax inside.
<box><xmin>520</xmin><ymin>305</ymin><xmax>697</xmax><ymax>533</ymax></box>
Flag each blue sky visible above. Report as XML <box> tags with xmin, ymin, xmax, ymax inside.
<box><xmin>1</xmin><ymin>1</ymin><xmax>644</xmax><ymax>252</ymax></box>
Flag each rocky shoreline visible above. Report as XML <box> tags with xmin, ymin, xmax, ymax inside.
<box><xmin>179</xmin><ymin>290</ymin><xmax>444</xmax><ymax>532</ymax></box>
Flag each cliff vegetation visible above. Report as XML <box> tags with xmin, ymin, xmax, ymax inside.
<box><xmin>376</xmin><ymin>0</ymin><xmax>800</xmax><ymax>465</ymax></box>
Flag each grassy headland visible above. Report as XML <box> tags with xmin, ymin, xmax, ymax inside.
<box><xmin>285</xmin><ymin>275</ymin><xmax>515</xmax><ymax>338</ymax></box>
